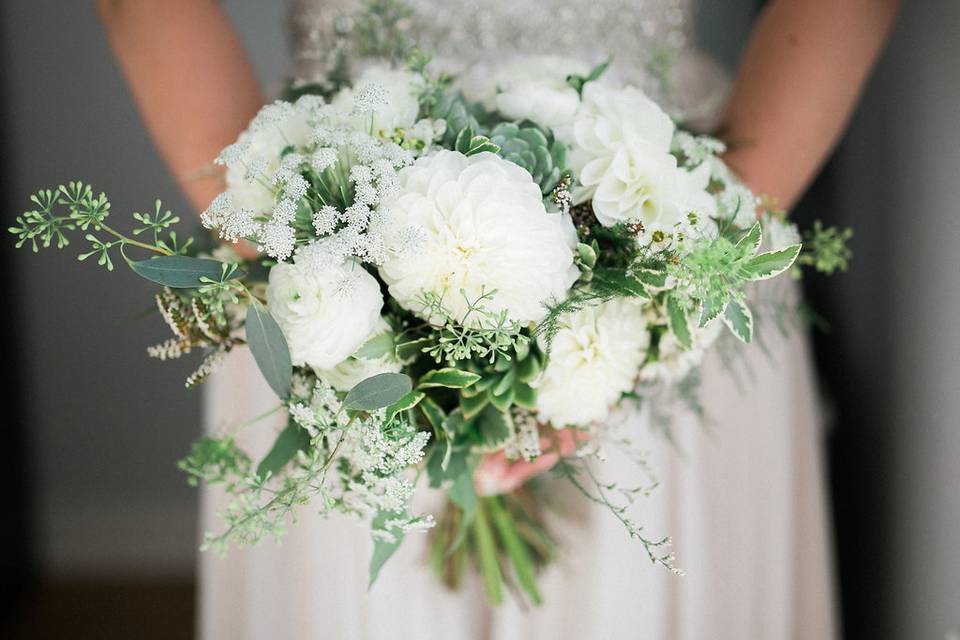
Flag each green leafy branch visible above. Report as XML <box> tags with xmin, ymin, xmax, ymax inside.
<box><xmin>9</xmin><ymin>182</ymin><xmax>177</xmax><ymax>270</ymax></box>
<box><xmin>797</xmin><ymin>220</ymin><xmax>853</xmax><ymax>275</ymax></box>
<box><xmin>414</xmin><ymin>288</ymin><xmax>528</xmax><ymax>365</ymax></box>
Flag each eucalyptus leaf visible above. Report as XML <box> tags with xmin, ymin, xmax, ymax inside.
<box><xmin>246</xmin><ymin>302</ymin><xmax>293</xmax><ymax>399</ymax></box>
<box><xmin>256</xmin><ymin>420</ymin><xmax>310</xmax><ymax>479</ymax></box>
<box><xmin>353</xmin><ymin>332</ymin><xmax>394</xmax><ymax>360</ymax></box>
<box><xmin>130</xmin><ymin>255</ymin><xmax>235</xmax><ymax>288</ymax></box>
<box><xmin>344</xmin><ymin>373</ymin><xmax>413</xmax><ymax>411</ymax></box>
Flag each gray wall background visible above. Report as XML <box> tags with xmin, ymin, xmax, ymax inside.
<box><xmin>1</xmin><ymin>1</ymin><xmax>957</xmax><ymax>637</ymax></box>
<box><xmin>0</xmin><ymin>0</ymin><xmax>286</xmax><ymax>578</ymax></box>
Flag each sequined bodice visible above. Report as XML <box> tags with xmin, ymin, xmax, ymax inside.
<box><xmin>288</xmin><ymin>0</ymin><xmax>727</xmax><ymax>121</ymax></box>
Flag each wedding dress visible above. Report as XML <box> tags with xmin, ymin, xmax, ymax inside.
<box><xmin>200</xmin><ymin>1</ymin><xmax>838</xmax><ymax>638</ymax></box>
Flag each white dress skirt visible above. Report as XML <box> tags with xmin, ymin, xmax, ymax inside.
<box><xmin>199</xmin><ymin>301</ymin><xmax>837</xmax><ymax>640</ymax></box>
<box><xmin>199</xmin><ymin>1</ymin><xmax>838</xmax><ymax>637</ymax></box>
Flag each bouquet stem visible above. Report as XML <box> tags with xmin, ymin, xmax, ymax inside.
<box><xmin>430</xmin><ymin>487</ymin><xmax>556</xmax><ymax>607</ymax></box>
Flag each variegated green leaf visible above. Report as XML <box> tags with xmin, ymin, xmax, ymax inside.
<box><xmin>418</xmin><ymin>368</ymin><xmax>482</xmax><ymax>390</ymax></box>
<box><xmin>741</xmin><ymin>243</ymin><xmax>802</xmax><ymax>281</ymax></box>
<box><xmin>722</xmin><ymin>298</ymin><xmax>754</xmax><ymax>343</ymax></box>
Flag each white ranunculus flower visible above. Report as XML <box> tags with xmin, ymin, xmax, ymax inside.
<box><xmin>590</xmin><ymin>146</ymin><xmax>717</xmax><ymax>231</ymax></box>
<box><xmin>535</xmin><ymin>298</ymin><xmax>650</xmax><ymax>427</ymax></box>
<box><xmin>224</xmin><ymin>107</ymin><xmax>312</xmax><ymax>215</ymax></box>
<box><xmin>462</xmin><ymin>56</ymin><xmax>590</xmax><ymax>130</ymax></box>
<box><xmin>565</xmin><ymin>83</ymin><xmax>717</xmax><ymax>236</ymax></box>
<box><xmin>565</xmin><ymin>83</ymin><xmax>675</xmax><ymax>190</ymax></box>
<box><xmin>265</xmin><ymin>256</ymin><xmax>384</xmax><ymax>370</ymax></box>
<box><xmin>379</xmin><ymin>150</ymin><xmax>579</xmax><ymax>326</ymax></box>
<box><xmin>314</xmin><ymin>319</ymin><xmax>402</xmax><ymax>391</ymax></box>
<box><xmin>334</xmin><ymin>65</ymin><xmax>423</xmax><ymax>134</ymax></box>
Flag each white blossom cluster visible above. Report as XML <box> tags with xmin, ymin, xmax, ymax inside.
<box><xmin>286</xmin><ymin>375</ymin><xmax>431</xmax><ymax>533</ymax></box>
<box><xmin>202</xmin><ymin>67</ymin><xmax>435</xmax><ymax>266</ymax></box>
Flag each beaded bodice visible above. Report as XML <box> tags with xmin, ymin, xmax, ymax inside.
<box><xmin>288</xmin><ymin>0</ymin><xmax>727</xmax><ymax>121</ymax></box>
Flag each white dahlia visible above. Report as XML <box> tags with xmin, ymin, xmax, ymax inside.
<box><xmin>535</xmin><ymin>298</ymin><xmax>650</xmax><ymax>427</ymax></box>
<box><xmin>265</xmin><ymin>255</ymin><xmax>384</xmax><ymax>370</ymax></box>
<box><xmin>378</xmin><ymin>150</ymin><xmax>579</xmax><ymax>326</ymax></box>
<box><xmin>565</xmin><ymin>83</ymin><xmax>717</xmax><ymax>234</ymax></box>
<box><xmin>334</xmin><ymin>65</ymin><xmax>423</xmax><ymax>134</ymax></box>
<box><xmin>314</xmin><ymin>319</ymin><xmax>402</xmax><ymax>391</ymax></box>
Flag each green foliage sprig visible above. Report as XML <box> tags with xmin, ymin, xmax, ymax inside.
<box><xmin>415</xmin><ymin>289</ymin><xmax>529</xmax><ymax>365</ymax></box>
<box><xmin>798</xmin><ymin>220</ymin><xmax>853</xmax><ymax>275</ymax></box>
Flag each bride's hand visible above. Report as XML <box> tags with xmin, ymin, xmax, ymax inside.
<box><xmin>473</xmin><ymin>428</ymin><xmax>583</xmax><ymax>496</ymax></box>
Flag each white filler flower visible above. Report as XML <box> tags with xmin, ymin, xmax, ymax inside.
<box><xmin>266</xmin><ymin>256</ymin><xmax>384</xmax><ymax>370</ymax></box>
<box><xmin>223</xmin><ymin>103</ymin><xmax>312</xmax><ymax>215</ymax></box>
<box><xmin>535</xmin><ymin>298</ymin><xmax>650</xmax><ymax>427</ymax></box>
<box><xmin>314</xmin><ymin>318</ymin><xmax>402</xmax><ymax>391</ymax></box>
<box><xmin>566</xmin><ymin>83</ymin><xmax>716</xmax><ymax>231</ymax></box>
<box><xmin>334</xmin><ymin>65</ymin><xmax>423</xmax><ymax>134</ymax></box>
<box><xmin>379</xmin><ymin>150</ymin><xmax>579</xmax><ymax>326</ymax></box>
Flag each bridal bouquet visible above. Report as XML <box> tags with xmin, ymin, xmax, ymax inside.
<box><xmin>10</xmin><ymin>10</ymin><xmax>850</xmax><ymax>605</ymax></box>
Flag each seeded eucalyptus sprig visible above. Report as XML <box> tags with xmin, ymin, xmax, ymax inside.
<box><xmin>9</xmin><ymin>182</ymin><xmax>183</xmax><ymax>269</ymax></box>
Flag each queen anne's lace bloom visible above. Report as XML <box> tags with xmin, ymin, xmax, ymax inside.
<box><xmin>535</xmin><ymin>298</ymin><xmax>650</xmax><ymax>427</ymax></box>
<box><xmin>265</xmin><ymin>252</ymin><xmax>383</xmax><ymax>369</ymax></box>
<box><xmin>221</xmin><ymin>103</ymin><xmax>312</xmax><ymax>215</ymax></box>
<box><xmin>333</xmin><ymin>65</ymin><xmax>423</xmax><ymax>134</ymax></box>
<box><xmin>378</xmin><ymin>151</ymin><xmax>579</xmax><ymax>326</ymax></box>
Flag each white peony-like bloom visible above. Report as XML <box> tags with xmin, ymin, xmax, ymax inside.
<box><xmin>591</xmin><ymin>149</ymin><xmax>717</xmax><ymax>234</ymax></box>
<box><xmin>265</xmin><ymin>255</ymin><xmax>384</xmax><ymax>370</ymax></box>
<box><xmin>314</xmin><ymin>319</ymin><xmax>402</xmax><ymax>391</ymax></box>
<box><xmin>535</xmin><ymin>298</ymin><xmax>650</xmax><ymax>427</ymax></box>
<box><xmin>223</xmin><ymin>105</ymin><xmax>312</xmax><ymax>215</ymax></box>
<box><xmin>565</xmin><ymin>83</ymin><xmax>716</xmax><ymax>234</ymax></box>
<box><xmin>334</xmin><ymin>65</ymin><xmax>423</xmax><ymax>134</ymax></box>
<box><xmin>461</xmin><ymin>56</ymin><xmax>590</xmax><ymax>130</ymax></box>
<box><xmin>378</xmin><ymin>150</ymin><xmax>579</xmax><ymax>326</ymax></box>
